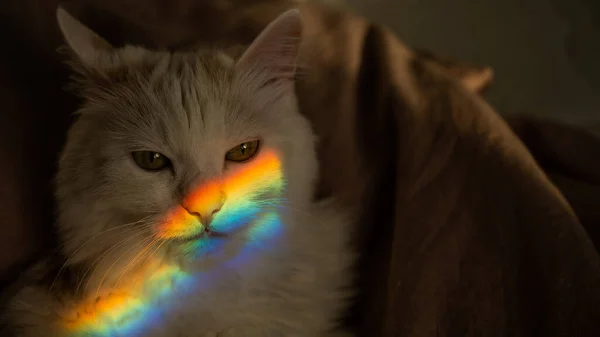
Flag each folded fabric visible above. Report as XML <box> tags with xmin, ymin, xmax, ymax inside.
<box><xmin>506</xmin><ymin>116</ymin><xmax>600</xmax><ymax>250</ymax></box>
<box><xmin>0</xmin><ymin>0</ymin><xmax>598</xmax><ymax>336</ymax></box>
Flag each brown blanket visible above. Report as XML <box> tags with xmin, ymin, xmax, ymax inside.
<box><xmin>1</xmin><ymin>0</ymin><xmax>599</xmax><ymax>336</ymax></box>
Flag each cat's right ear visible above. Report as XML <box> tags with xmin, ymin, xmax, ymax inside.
<box><xmin>235</xmin><ymin>9</ymin><xmax>303</xmax><ymax>92</ymax></box>
<box><xmin>56</xmin><ymin>7</ymin><xmax>114</xmax><ymax>67</ymax></box>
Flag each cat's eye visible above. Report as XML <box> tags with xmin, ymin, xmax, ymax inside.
<box><xmin>225</xmin><ymin>140</ymin><xmax>260</xmax><ymax>162</ymax></box>
<box><xmin>132</xmin><ymin>151</ymin><xmax>171</xmax><ymax>171</ymax></box>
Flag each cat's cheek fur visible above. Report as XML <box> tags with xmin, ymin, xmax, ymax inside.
<box><xmin>257</xmin><ymin>96</ymin><xmax>319</xmax><ymax>207</ymax></box>
<box><xmin>102</xmin><ymin>158</ymin><xmax>175</xmax><ymax>213</ymax></box>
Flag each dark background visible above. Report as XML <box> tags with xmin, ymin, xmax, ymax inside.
<box><xmin>348</xmin><ymin>0</ymin><xmax>600</xmax><ymax>131</ymax></box>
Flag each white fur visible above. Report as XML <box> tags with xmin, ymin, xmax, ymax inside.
<box><xmin>6</xmin><ymin>8</ymin><xmax>355</xmax><ymax>337</ymax></box>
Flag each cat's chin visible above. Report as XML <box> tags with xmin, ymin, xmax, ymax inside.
<box><xmin>158</xmin><ymin>208</ymin><xmax>287</xmax><ymax>270</ymax></box>
<box><xmin>163</xmin><ymin>230</ymin><xmax>246</xmax><ymax>266</ymax></box>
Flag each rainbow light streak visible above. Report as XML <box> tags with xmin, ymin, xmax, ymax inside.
<box><xmin>63</xmin><ymin>150</ymin><xmax>286</xmax><ymax>337</ymax></box>
<box><xmin>156</xmin><ymin>150</ymin><xmax>284</xmax><ymax>240</ymax></box>
<box><xmin>62</xmin><ymin>263</ymin><xmax>195</xmax><ymax>337</ymax></box>
<box><xmin>224</xmin><ymin>212</ymin><xmax>285</xmax><ymax>271</ymax></box>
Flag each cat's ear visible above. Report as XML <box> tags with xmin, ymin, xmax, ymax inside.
<box><xmin>56</xmin><ymin>7</ymin><xmax>114</xmax><ymax>67</ymax></box>
<box><xmin>235</xmin><ymin>9</ymin><xmax>303</xmax><ymax>88</ymax></box>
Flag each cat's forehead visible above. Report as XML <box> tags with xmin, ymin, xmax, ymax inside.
<box><xmin>107</xmin><ymin>48</ymin><xmax>235</xmax><ymax>95</ymax></box>
<box><xmin>90</xmin><ymin>49</ymin><xmax>241</xmax><ymax>122</ymax></box>
<box><xmin>81</xmin><ymin>48</ymin><xmax>257</xmax><ymax>155</ymax></box>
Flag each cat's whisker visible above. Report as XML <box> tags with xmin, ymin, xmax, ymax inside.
<box><xmin>117</xmin><ymin>237</ymin><xmax>169</xmax><ymax>288</ymax></box>
<box><xmin>93</xmin><ymin>233</ymin><xmax>155</xmax><ymax>299</ymax></box>
<box><xmin>251</xmin><ymin>198</ymin><xmax>286</xmax><ymax>206</ymax></box>
<box><xmin>115</xmin><ymin>236</ymin><xmax>162</xmax><ymax>287</ymax></box>
<box><xmin>49</xmin><ymin>216</ymin><xmax>153</xmax><ymax>295</ymax></box>
<box><xmin>148</xmin><ymin>238</ymin><xmax>170</xmax><ymax>260</ymax></box>
<box><xmin>74</xmin><ymin>231</ymin><xmax>147</xmax><ymax>297</ymax></box>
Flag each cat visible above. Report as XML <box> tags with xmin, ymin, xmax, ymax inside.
<box><xmin>2</xmin><ymin>7</ymin><xmax>355</xmax><ymax>337</ymax></box>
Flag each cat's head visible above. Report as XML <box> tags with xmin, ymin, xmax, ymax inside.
<box><xmin>55</xmin><ymin>8</ymin><xmax>316</xmax><ymax>278</ymax></box>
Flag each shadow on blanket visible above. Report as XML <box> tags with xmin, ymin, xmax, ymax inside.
<box><xmin>506</xmin><ymin>116</ymin><xmax>600</xmax><ymax>250</ymax></box>
<box><xmin>0</xmin><ymin>0</ymin><xmax>599</xmax><ymax>336</ymax></box>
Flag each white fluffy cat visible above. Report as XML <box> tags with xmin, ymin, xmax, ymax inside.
<box><xmin>3</xmin><ymin>7</ymin><xmax>355</xmax><ymax>337</ymax></box>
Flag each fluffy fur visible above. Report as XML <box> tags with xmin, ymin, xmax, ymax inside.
<box><xmin>3</xmin><ymin>8</ymin><xmax>355</xmax><ymax>337</ymax></box>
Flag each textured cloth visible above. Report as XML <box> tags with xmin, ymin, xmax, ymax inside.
<box><xmin>1</xmin><ymin>1</ymin><xmax>599</xmax><ymax>336</ymax></box>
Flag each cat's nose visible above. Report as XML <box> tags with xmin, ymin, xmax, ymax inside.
<box><xmin>182</xmin><ymin>180</ymin><xmax>225</xmax><ymax>227</ymax></box>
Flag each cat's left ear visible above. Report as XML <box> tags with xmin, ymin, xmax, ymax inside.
<box><xmin>235</xmin><ymin>9</ymin><xmax>303</xmax><ymax>89</ymax></box>
<box><xmin>56</xmin><ymin>7</ymin><xmax>114</xmax><ymax>67</ymax></box>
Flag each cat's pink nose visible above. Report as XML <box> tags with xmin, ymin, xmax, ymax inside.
<box><xmin>182</xmin><ymin>180</ymin><xmax>225</xmax><ymax>227</ymax></box>
<box><xmin>194</xmin><ymin>206</ymin><xmax>222</xmax><ymax>228</ymax></box>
